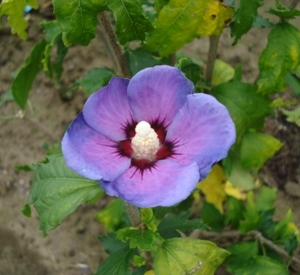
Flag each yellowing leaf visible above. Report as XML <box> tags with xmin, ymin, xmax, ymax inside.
<box><xmin>0</xmin><ymin>0</ymin><xmax>38</xmax><ymax>40</ymax></box>
<box><xmin>225</xmin><ymin>181</ymin><xmax>247</xmax><ymax>200</ymax></box>
<box><xmin>212</xmin><ymin>59</ymin><xmax>235</xmax><ymax>86</ymax></box>
<box><xmin>196</xmin><ymin>1</ymin><xmax>233</xmax><ymax>36</ymax></box>
<box><xmin>198</xmin><ymin>165</ymin><xmax>226</xmax><ymax>213</ymax></box>
<box><xmin>145</xmin><ymin>0</ymin><xmax>233</xmax><ymax>56</ymax></box>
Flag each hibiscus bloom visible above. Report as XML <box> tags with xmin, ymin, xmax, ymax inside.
<box><xmin>62</xmin><ymin>65</ymin><xmax>235</xmax><ymax>208</ymax></box>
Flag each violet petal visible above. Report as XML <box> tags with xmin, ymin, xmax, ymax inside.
<box><xmin>62</xmin><ymin>113</ymin><xmax>131</xmax><ymax>181</ymax></box>
<box><xmin>166</xmin><ymin>93</ymin><xmax>236</xmax><ymax>178</ymax></box>
<box><xmin>101</xmin><ymin>160</ymin><xmax>200</xmax><ymax>208</ymax></box>
<box><xmin>83</xmin><ymin>77</ymin><xmax>133</xmax><ymax>141</ymax></box>
<box><xmin>127</xmin><ymin>65</ymin><xmax>193</xmax><ymax>127</ymax></box>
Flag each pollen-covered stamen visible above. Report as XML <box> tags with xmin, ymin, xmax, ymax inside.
<box><xmin>131</xmin><ymin>121</ymin><xmax>160</xmax><ymax>161</ymax></box>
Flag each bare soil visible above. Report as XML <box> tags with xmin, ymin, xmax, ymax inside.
<box><xmin>1</xmin><ymin>2</ymin><xmax>300</xmax><ymax>275</ymax></box>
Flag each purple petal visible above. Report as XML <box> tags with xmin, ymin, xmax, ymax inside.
<box><xmin>100</xmin><ymin>160</ymin><xmax>200</xmax><ymax>208</ymax></box>
<box><xmin>166</xmin><ymin>93</ymin><xmax>236</xmax><ymax>178</ymax></box>
<box><xmin>83</xmin><ymin>77</ymin><xmax>133</xmax><ymax>141</ymax></box>
<box><xmin>62</xmin><ymin>113</ymin><xmax>131</xmax><ymax>181</ymax></box>
<box><xmin>127</xmin><ymin>65</ymin><xmax>194</xmax><ymax>127</ymax></box>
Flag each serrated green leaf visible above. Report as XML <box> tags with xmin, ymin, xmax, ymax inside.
<box><xmin>12</xmin><ymin>39</ymin><xmax>47</xmax><ymax>109</ymax></box>
<box><xmin>158</xmin><ymin>212</ymin><xmax>207</xmax><ymax>239</ymax></box>
<box><xmin>52</xmin><ymin>0</ymin><xmax>105</xmax><ymax>46</ymax></box>
<box><xmin>257</xmin><ymin>22</ymin><xmax>300</xmax><ymax>94</ymax></box>
<box><xmin>154</xmin><ymin>238</ymin><xmax>230</xmax><ymax>275</ymax></box>
<box><xmin>107</xmin><ymin>0</ymin><xmax>153</xmax><ymax>44</ymax></box>
<box><xmin>253</xmin><ymin>14</ymin><xmax>274</xmax><ymax>28</ymax></box>
<box><xmin>95</xmin><ymin>198</ymin><xmax>127</xmax><ymax>231</ymax></box>
<box><xmin>0</xmin><ymin>0</ymin><xmax>38</xmax><ymax>40</ymax></box>
<box><xmin>145</xmin><ymin>0</ymin><xmax>232</xmax><ymax>56</ymax></box>
<box><xmin>40</xmin><ymin>20</ymin><xmax>68</xmax><ymax>83</ymax></box>
<box><xmin>239</xmin><ymin>192</ymin><xmax>261</xmax><ymax>234</ymax></box>
<box><xmin>226</xmin><ymin>241</ymin><xmax>259</xmax><ymax>274</ymax></box>
<box><xmin>126</xmin><ymin>48</ymin><xmax>161</xmax><ymax>76</ymax></box>
<box><xmin>78</xmin><ymin>67</ymin><xmax>115</xmax><ymax>95</ymax></box>
<box><xmin>212</xmin><ymin>59</ymin><xmax>235</xmax><ymax>86</ymax></box>
<box><xmin>99</xmin><ymin>232</ymin><xmax>129</xmax><ymax>255</ymax></box>
<box><xmin>240</xmin><ymin>131</ymin><xmax>283</xmax><ymax>172</ymax></box>
<box><xmin>24</xmin><ymin>155</ymin><xmax>103</xmax><ymax>236</ymax></box>
<box><xmin>231</xmin><ymin>0</ymin><xmax>263</xmax><ymax>45</ymax></box>
<box><xmin>211</xmin><ymin>82</ymin><xmax>272</xmax><ymax>141</ymax></box>
<box><xmin>154</xmin><ymin>0</ymin><xmax>170</xmax><ymax>13</ymax></box>
<box><xmin>96</xmin><ymin>245</ymin><xmax>136</xmax><ymax>275</ymax></box>
<box><xmin>116</xmin><ymin>227</ymin><xmax>160</xmax><ymax>251</ymax></box>
<box><xmin>282</xmin><ymin>107</ymin><xmax>300</xmax><ymax>126</ymax></box>
<box><xmin>227</xmin><ymin>255</ymin><xmax>289</xmax><ymax>275</ymax></box>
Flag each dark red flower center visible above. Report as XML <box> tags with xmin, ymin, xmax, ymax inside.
<box><xmin>118</xmin><ymin>119</ymin><xmax>174</xmax><ymax>170</ymax></box>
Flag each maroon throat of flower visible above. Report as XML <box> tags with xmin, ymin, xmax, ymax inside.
<box><xmin>118</xmin><ymin>120</ymin><xmax>174</xmax><ymax>170</ymax></box>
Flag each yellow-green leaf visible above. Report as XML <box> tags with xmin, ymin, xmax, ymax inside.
<box><xmin>257</xmin><ymin>22</ymin><xmax>300</xmax><ymax>94</ymax></box>
<box><xmin>145</xmin><ymin>0</ymin><xmax>233</xmax><ymax>56</ymax></box>
<box><xmin>0</xmin><ymin>0</ymin><xmax>38</xmax><ymax>40</ymax></box>
<box><xmin>212</xmin><ymin>59</ymin><xmax>235</xmax><ymax>86</ymax></box>
<box><xmin>154</xmin><ymin>238</ymin><xmax>229</xmax><ymax>275</ymax></box>
<box><xmin>198</xmin><ymin>164</ymin><xmax>226</xmax><ymax>213</ymax></box>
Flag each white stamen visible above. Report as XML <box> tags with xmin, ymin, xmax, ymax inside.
<box><xmin>131</xmin><ymin>121</ymin><xmax>160</xmax><ymax>160</ymax></box>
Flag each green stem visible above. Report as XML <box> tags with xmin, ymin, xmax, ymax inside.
<box><xmin>99</xmin><ymin>12</ymin><xmax>131</xmax><ymax>78</ymax></box>
<box><xmin>125</xmin><ymin>202</ymin><xmax>141</xmax><ymax>227</ymax></box>
<box><xmin>204</xmin><ymin>35</ymin><xmax>220</xmax><ymax>91</ymax></box>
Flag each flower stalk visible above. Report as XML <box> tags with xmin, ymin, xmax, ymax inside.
<box><xmin>125</xmin><ymin>202</ymin><xmax>142</xmax><ymax>227</ymax></box>
<box><xmin>205</xmin><ymin>35</ymin><xmax>220</xmax><ymax>90</ymax></box>
<box><xmin>99</xmin><ymin>12</ymin><xmax>131</xmax><ymax>78</ymax></box>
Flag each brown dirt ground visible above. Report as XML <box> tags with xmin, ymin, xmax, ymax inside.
<box><xmin>1</xmin><ymin>2</ymin><xmax>300</xmax><ymax>275</ymax></box>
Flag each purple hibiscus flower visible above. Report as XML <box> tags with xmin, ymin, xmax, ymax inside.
<box><xmin>62</xmin><ymin>65</ymin><xmax>235</xmax><ymax>208</ymax></box>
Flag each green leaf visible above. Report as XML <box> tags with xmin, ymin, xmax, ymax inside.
<box><xmin>126</xmin><ymin>48</ymin><xmax>161</xmax><ymax>76</ymax></box>
<box><xmin>116</xmin><ymin>227</ymin><xmax>161</xmax><ymax>251</ymax></box>
<box><xmin>78</xmin><ymin>68</ymin><xmax>115</xmax><ymax>95</ymax></box>
<box><xmin>212</xmin><ymin>59</ymin><xmax>235</xmax><ymax>86</ymax></box>
<box><xmin>96</xmin><ymin>245</ymin><xmax>136</xmax><ymax>275</ymax></box>
<box><xmin>12</xmin><ymin>39</ymin><xmax>47</xmax><ymax>109</ymax></box>
<box><xmin>226</xmin><ymin>241</ymin><xmax>259</xmax><ymax>274</ymax></box>
<box><xmin>24</xmin><ymin>155</ymin><xmax>103</xmax><ymax>236</ymax></box>
<box><xmin>257</xmin><ymin>22</ymin><xmax>300</xmax><ymax>94</ymax></box>
<box><xmin>154</xmin><ymin>0</ymin><xmax>170</xmax><ymax>13</ymax></box>
<box><xmin>240</xmin><ymin>131</ymin><xmax>283</xmax><ymax>172</ymax></box>
<box><xmin>225</xmin><ymin>196</ymin><xmax>245</xmax><ymax>228</ymax></box>
<box><xmin>268</xmin><ymin>7</ymin><xmax>300</xmax><ymax>19</ymax></box>
<box><xmin>41</xmin><ymin>20</ymin><xmax>68</xmax><ymax>83</ymax></box>
<box><xmin>239</xmin><ymin>192</ymin><xmax>261</xmax><ymax>234</ymax></box>
<box><xmin>95</xmin><ymin>198</ymin><xmax>127</xmax><ymax>232</ymax></box>
<box><xmin>99</xmin><ymin>232</ymin><xmax>129</xmax><ymax>255</ymax></box>
<box><xmin>211</xmin><ymin>81</ymin><xmax>272</xmax><ymax>141</ymax></box>
<box><xmin>158</xmin><ymin>212</ymin><xmax>207</xmax><ymax>239</ymax></box>
<box><xmin>153</xmin><ymin>238</ymin><xmax>230</xmax><ymax>275</ymax></box>
<box><xmin>107</xmin><ymin>0</ymin><xmax>153</xmax><ymax>44</ymax></box>
<box><xmin>285</xmin><ymin>73</ymin><xmax>300</xmax><ymax>96</ymax></box>
<box><xmin>201</xmin><ymin>201</ymin><xmax>224</xmax><ymax>232</ymax></box>
<box><xmin>230</xmin><ymin>0</ymin><xmax>263</xmax><ymax>44</ymax></box>
<box><xmin>256</xmin><ymin>186</ymin><xmax>277</xmax><ymax>212</ymax></box>
<box><xmin>252</xmin><ymin>15</ymin><xmax>274</xmax><ymax>28</ymax></box>
<box><xmin>52</xmin><ymin>0</ymin><xmax>105</xmax><ymax>46</ymax></box>
<box><xmin>227</xmin><ymin>255</ymin><xmax>289</xmax><ymax>275</ymax></box>
<box><xmin>145</xmin><ymin>0</ymin><xmax>232</xmax><ymax>56</ymax></box>
<box><xmin>0</xmin><ymin>0</ymin><xmax>38</xmax><ymax>40</ymax></box>
<box><xmin>282</xmin><ymin>107</ymin><xmax>300</xmax><ymax>126</ymax></box>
